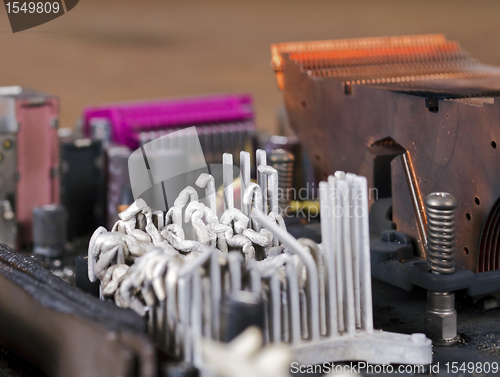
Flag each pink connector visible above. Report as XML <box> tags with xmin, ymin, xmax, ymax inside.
<box><xmin>83</xmin><ymin>94</ymin><xmax>254</xmax><ymax>149</ymax></box>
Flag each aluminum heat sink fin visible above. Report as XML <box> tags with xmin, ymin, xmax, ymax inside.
<box><xmin>252</xmin><ymin>171</ymin><xmax>432</xmax><ymax>366</ymax></box>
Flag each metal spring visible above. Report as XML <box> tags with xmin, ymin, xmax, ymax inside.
<box><xmin>268</xmin><ymin>149</ymin><xmax>295</xmax><ymax>211</ymax></box>
<box><xmin>425</xmin><ymin>192</ymin><xmax>457</xmax><ymax>274</ymax></box>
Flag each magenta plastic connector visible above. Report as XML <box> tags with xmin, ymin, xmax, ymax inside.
<box><xmin>83</xmin><ymin>93</ymin><xmax>254</xmax><ymax>148</ymax></box>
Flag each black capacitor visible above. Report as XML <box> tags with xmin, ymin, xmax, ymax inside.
<box><xmin>32</xmin><ymin>204</ymin><xmax>67</xmax><ymax>258</ymax></box>
<box><xmin>60</xmin><ymin>138</ymin><xmax>105</xmax><ymax>240</ymax></box>
<box><xmin>220</xmin><ymin>291</ymin><xmax>265</xmax><ymax>343</ymax></box>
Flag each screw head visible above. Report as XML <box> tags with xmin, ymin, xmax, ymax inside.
<box><xmin>425</xmin><ymin>192</ymin><xmax>457</xmax><ymax>210</ymax></box>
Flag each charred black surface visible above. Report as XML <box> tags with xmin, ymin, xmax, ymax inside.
<box><xmin>0</xmin><ymin>244</ymin><xmax>155</xmax><ymax>377</ymax></box>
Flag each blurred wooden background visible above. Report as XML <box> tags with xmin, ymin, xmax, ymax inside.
<box><xmin>1</xmin><ymin>0</ymin><xmax>499</xmax><ymax>133</ymax></box>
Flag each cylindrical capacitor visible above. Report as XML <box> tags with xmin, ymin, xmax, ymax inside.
<box><xmin>89</xmin><ymin>118</ymin><xmax>112</xmax><ymax>146</ymax></box>
<box><xmin>220</xmin><ymin>291</ymin><xmax>265</xmax><ymax>342</ymax></box>
<box><xmin>269</xmin><ymin>148</ymin><xmax>295</xmax><ymax>212</ymax></box>
<box><xmin>32</xmin><ymin>204</ymin><xmax>67</xmax><ymax>258</ymax></box>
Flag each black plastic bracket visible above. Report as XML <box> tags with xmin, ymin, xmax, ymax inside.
<box><xmin>371</xmin><ymin>230</ymin><xmax>500</xmax><ymax>296</ymax></box>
